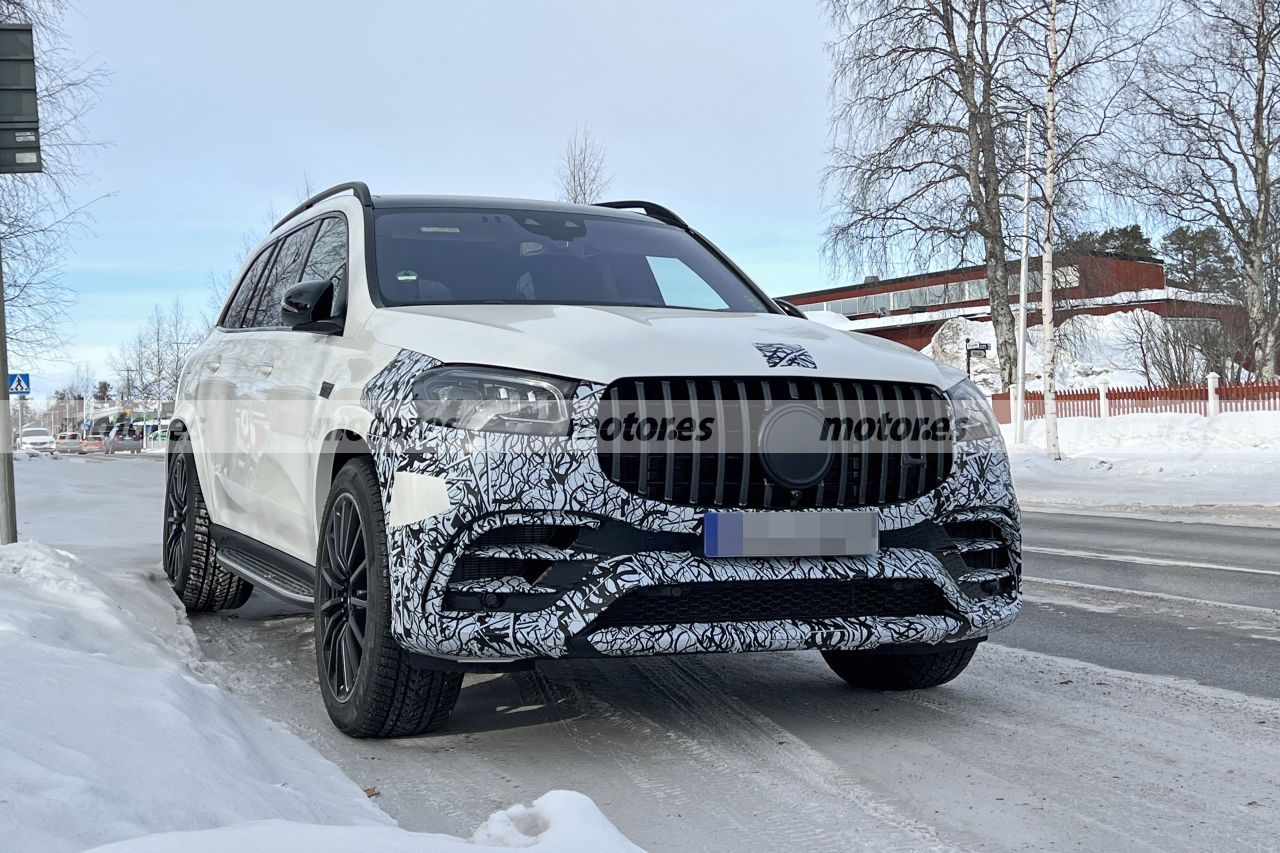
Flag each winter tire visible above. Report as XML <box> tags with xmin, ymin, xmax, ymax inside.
<box><xmin>822</xmin><ymin>642</ymin><xmax>979</xmax><ymax>691</ymax></box>
<box><xmin>316</xmin><ymin>457</ymin><xmax>462</xmax><ymax>738</ymax></box>
<box><xmin>163</xmin><ymin>435</ymin><xmax>254</xmax><ymax>611</ymax></box>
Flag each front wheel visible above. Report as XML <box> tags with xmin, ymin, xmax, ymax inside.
<box><xmin>822</xmin><ymin>642</ymin><xmax>979</xmax><ymax>691</ymax></box>
<box><xmin>315</xmin><ymin>457</ymin><xmax>462</xmax><ymax>738</ymax></box>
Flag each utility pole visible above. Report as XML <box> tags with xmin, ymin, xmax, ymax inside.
<box><xmin>0</xmin><ymin>237</ymin><xmax>16</xmax><ymax>542</ymax></box>
<box><xmin>0</xmin><ymin>23</ymin><xmax>44</xmax><ymax>543</ymax></box>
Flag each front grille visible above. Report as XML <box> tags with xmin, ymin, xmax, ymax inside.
<box><xmin>598</xmin><ymin>377</ymin><xmax>953</xmax><ymax>509</ymax></box>
<box><xmin>590</xmin><ymin>578</ymin><xmax>951</xmax><ymax>627</ymax></box>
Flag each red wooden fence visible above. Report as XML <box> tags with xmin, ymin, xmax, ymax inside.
<box><xmin>991</xmin><ymin>381</ymin><xmax>1280</xmax><ymax>424</ymax></box>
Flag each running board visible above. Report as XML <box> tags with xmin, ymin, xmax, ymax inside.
<box><xmin>210</xmin><ymin>524</ymin><xmax>316</xmax><ymax>606</ymax></box>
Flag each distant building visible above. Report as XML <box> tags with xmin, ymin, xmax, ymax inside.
<box><xmin>783</xmin><ymin>252</ymin><xmax>1232</xmax><ymax>349</ymax></box>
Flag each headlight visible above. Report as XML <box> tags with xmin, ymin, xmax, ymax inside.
<box><xmin>412</xmin><ymin>367</ymin><xmax>576</xmax><ymax>436</ymax></box>
<box><xmin>944</xmin><ymin>378</ymin><xmax>1002</xmax><ymax>444</ymax></box>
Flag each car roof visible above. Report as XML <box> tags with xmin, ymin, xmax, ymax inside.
<box><xmin>368</xmin><ymin>194</ymin><xmax>662</xmax><ymax>223</ymax></box>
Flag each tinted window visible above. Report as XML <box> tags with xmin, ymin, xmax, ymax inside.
<box><xmin>302</xmin><ymin>216</ymin><xmax>348</xmax><ymax>284</ymax></box>
<box><xmin>249</xmin><ymin>222</ymin><xmax>318</xmax><ymax>327</ymax></box>
<box><xmin>221</xmin><ymin>244</ymin><xmax>276</xmax><ymax>329</ymax></box>
<box><xmin>302</xmin><ymin>216</ymin><xmax>349</xmax><ymax>319</ymax></box>
<box><xmin>372</xmin><ymin>209</ymin><xmax>770</xmax><ymax>312</ymax></box>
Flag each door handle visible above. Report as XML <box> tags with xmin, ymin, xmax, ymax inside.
<box><xmin>204</xmin><ymin>360</ymin><xmax>221</xmax><ymax>372</ymax></box>
<box><xmin>257</xmin><ymin>362</ymin><xmax>274</xmax><ymax>377</ymax></box>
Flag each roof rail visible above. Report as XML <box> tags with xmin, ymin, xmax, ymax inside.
<box><xmin>273</xmin><ymin>181</ymin><xmax>373</xmax><ymax>231</ymax></box>
<box><xmin>593</xmin><ymin>199</ymin><xmax>688</xmax><ymax>228</ymax></box>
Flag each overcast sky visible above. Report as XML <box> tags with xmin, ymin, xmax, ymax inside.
<box><xmin>34</xmin><ymin>0</ymin><xmax>838</xmax><ymax>392</ymax></box>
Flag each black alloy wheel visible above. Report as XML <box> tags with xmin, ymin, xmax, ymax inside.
<box><xmin>317</xmin><ymin>493</ymin><xmax>370</xmax><ymax>701</ymax></box>
<box><xmin>163</xmin><ymin>452</ymin><xmax>189</xmax><ymax>582</ymax></box>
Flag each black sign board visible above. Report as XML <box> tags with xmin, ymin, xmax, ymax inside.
<box><xmin>0</xmin><ymin>24</ymin><xmax>39</xmax><ymax>174</ymax></box>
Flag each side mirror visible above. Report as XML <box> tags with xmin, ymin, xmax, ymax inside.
<box><xmin>282</xmin><ymin>279</ymin><xmax>343</xmax><ymax>334</ymax></box>
<box><xmin>774</xmin><ymin>299</ymin><xmax>808</xmax><ymax>319</ymax></box>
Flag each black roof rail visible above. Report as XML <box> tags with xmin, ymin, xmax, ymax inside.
<box><xmin>273</xmin><ymin>181</ymin><xmax>373</xmax><ymax>231</ymax></box>
<box><xmin>593</xmin><ymin>200</ymin><xmax>688</xmax><ymax>228</ymax></box>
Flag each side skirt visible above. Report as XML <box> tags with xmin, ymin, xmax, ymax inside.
<box><xmin>210</xmin><ymin>524</ymin><xmax>316</xmax><ymax>605</ymax></box>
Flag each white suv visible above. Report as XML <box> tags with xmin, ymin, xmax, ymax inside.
<box><xmin>167</xmin><ymin>183</ymin><xmax>1021</xmax><ymax>737</ymax></box>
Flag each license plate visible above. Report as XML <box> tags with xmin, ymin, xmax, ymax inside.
<box><xmin>703</xmin><ymin>510</ymin><xmax>879</xmax><ymax>558</ymax></box>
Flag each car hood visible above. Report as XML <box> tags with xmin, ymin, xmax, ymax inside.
<box><xmin>367</xmin><ymin>305</ymin><xmax>962</xmax><ymax>388</ymax></box>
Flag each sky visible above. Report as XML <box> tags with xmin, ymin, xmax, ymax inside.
<box><xmin>30</xmin><ymin>0</ymin><xmax>839</xmax><ymax>393</ymax></box>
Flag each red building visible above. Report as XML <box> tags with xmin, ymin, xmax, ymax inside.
<box><xmin>783</xmin><ymin>252</ymin><xmax>1230</xmax><ymax>349</ymax></box>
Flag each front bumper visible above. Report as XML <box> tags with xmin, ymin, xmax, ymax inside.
<box><xmin>364</xmin><ymin>350</ymin><xmax>1022</xmax><ymax>661</ymax></box>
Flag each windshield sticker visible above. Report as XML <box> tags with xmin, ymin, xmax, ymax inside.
<box><xmin>396</xmin><ymin>270</ymin><xmax>419</xmax><ymax>282</ymax></box>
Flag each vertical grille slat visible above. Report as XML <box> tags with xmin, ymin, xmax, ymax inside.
<box><xmin>661</xmin><ymin>380</ymin><xmax>676</xmax><ymax>502</ymax></box>
<box><xmin>687</xmin><ymin>379</ymin><xmax>702</xmax><ymax>505</ymax></box>
<box><xmin>735</xmin><ymin>379</ymin><xmax>751</xmax><ymax>507</ymax></box>
<box><xmin>599</xmin><ymin>377</ymin><xmax>952</xmax><ymax>510</ymax></box>
<box><xmin>833</xmin><ymin>381</ymin><xmax>850</xmax><ymax>505</ymax></box>
<box><xmin>712</xmin><ymin>379</ymin><xmax>728</xmax><ymax>506</ymax></box>
<box><xmin>634</xmin><ymin>380</ymin><xmax>649</xmax><ymax>498</ymax></box>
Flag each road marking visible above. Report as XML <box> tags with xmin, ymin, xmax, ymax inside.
<box><xmin>1024</xmin><ymin>546</ymin><xmax>1280</xmax><ymax>577</ymax></box>
<box><xmin>1024</xmin><ymin>576</ymin><xmax>1280</xmax><ymax>616</ymax></box>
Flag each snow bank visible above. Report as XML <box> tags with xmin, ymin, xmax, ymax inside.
<box><xmin>1005</xmin><ymin>411</ymin><xmax>1280</xmax><ymax>515</ymax></box>
<box><xmin>88</xmin><ymin>791</ymin><xmax>642</xmax><ymax>852</ymax></box>
<box><xmin>0</xmin><ymin>542</ymin><xmax>638</xmax><ymax>853</ymax></box>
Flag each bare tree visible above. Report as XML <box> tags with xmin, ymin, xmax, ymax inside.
<box><xmin>556</xmin><ymin>127</ymin><xmax>611</xmax><ymax>205</ymax></box>
<box><xmin>1116</xmin><ymin>0</ymin><xmax>1280</xmax><ymax>379</ymax></box>
<box><xmin>108</xmin><ymin>300</ymin><xmax>200</xmax><ymax>406</ymax></box>
<box><xmin>823</xmin><ymin>0</ymin><xmax>1042</xmax><ymax>388</ymax></box>
<box><xmin>0</xmin><ymin>1</ymin><xmax>104</xmax><ymax>363</ymax></box>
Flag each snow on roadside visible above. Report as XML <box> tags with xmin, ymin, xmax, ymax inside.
<box><xmin>0</xmin><ymin>542</ymin><xmax>639</xmax><ymax>853</ymax></box>
<box><xmin>1004</xmin><ymin>411</ymin><xmax>1280</xmax><ymax>519</ymax></box>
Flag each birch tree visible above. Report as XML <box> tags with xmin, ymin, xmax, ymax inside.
<box><xmin>823</xmin><ymin>0</ymin><xmax>1039</xmax><ymax>388</ymax></box>
<box><xmin>1117</xmin><ymin>0</ymin><xmax>1280</xmax><ymax>379</ymax></box>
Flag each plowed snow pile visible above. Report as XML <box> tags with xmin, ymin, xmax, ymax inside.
<box><xmin>1004</xmin><ymin>411</ymin><xmax>1280</xmax><ymax>518</ymax></box>
<box><xmin>0</xmin><ymin>542</ymin><xmax>638</xmax><ymax>853</ymax></box>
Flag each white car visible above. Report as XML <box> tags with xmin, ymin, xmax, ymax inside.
<box><xmin>168</xmin><ymin>183</ymin><xmax>1021</xmax><ymax>737</ymax></box>
<box><xmin>18</xmin><ymin>427</ymin><xmax>55</xmax><ymax>452</ymax></box>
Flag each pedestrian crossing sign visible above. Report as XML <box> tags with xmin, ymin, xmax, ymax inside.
<box><xmin>8</xmin><ymin>373</ymin><xmax>29</xmax><ymax>395</ymax></box>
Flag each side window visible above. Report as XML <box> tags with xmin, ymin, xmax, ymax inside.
<box><xmin>647</xmin><ymin>256</ymin><xmax>731</xmax><ymax>310</ymax></box>
<box><xmin>302</xmin><ymin>216</ymin><xmax>348</xmax><ymax>284</ymax></box>
<box><xmin>220</xmin><ymin>244</ymin><xmax>275</xmax><ymax>329</ymax></box>
<box><xmin>248</xmin><ymin>222</ymin><xmax>319</xmax><ymax>327</ymax></box>
<box><xmin>302</xmin><ymin>216</ymin><xmax>350</xmax><ymax>319</ymax></box>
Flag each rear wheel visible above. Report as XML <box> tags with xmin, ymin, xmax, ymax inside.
<box><xmin>822</xmin><ymin>642</ymin><xmax>979</xmax><ymax>691</ymax></box>
<box><xmin>316</xmin><ymin>457</ymin><xmax>462</xmax><ymax>738</ymax></box>
<box><xmin>163</xmin><ymin>436</ymin><xmax>254</xmax><ymax>611</ymax></box>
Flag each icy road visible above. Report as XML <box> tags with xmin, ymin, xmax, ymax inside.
<box><xmin>16</xmin><ymin>455</ymin><xmax>1280</xmax><ymax>851</ymax></box>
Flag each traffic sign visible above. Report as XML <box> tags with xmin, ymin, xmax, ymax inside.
<box><xmin>968</xmin><ymin>342</ymin><xmax>991</xmax><ymax>352</ymax></box>
<box><xmin>7</xmin><ymin>373</ymin><xmax>29</xmax><ymax>395</ymax></box>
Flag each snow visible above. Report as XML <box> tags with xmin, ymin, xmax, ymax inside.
<box><xmin>88</xmin><ymin>792</ymin><xmax>641</xmax><ymax>853</ymax></box>
<box><xmin>9</xmin><ymin>448</ymin><xmax>1280</xmax><ymax>851</ymax></box>
<box><xmin>1</xmin><ymin>455</ymin><xmax>639</xmax><ymax>853</ymax></box>
<box><xmin>1005</xmin><ymin>411</ymin><xmax>1280</xmax><ymax>520</ymax></box>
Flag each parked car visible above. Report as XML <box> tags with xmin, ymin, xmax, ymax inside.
<box><xmin>55</xmin><ymin>432</ymin><xmax>85</xmax><ymax>454</ymax></box>
<box><xmin>81</xmin><ymin>434</ymin><xmax>106</xmax><ymax>453</ymax></box>
<box><xmin>18</xmin><ymin>427</ymin><xmax>55</xmax><ymax>452</ymax></box>
<box><xmin>147</xmin><ymin>427</ymin><xmax>170</xmax><ymax>449</ymax></box>
<box><xmin>106</xmin><ymin>426</ymin><xmax>142</xmax><ymax>455</ymax></box>
<box><xmin>166</xmin><ymin>183</ymin><xmax>1021</xmax><ymax>737</ymax></box>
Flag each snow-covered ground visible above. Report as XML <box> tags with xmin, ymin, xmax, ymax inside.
<box><xmin>2</xmin><ymin>455</ymin><xmax>640</xmax><ymax>853</ymax></box>
<box><xmin>1004</xmin><ymin>411</ymin><xmax>1280</xmax><ymax>524</ymax></box>
<box><xmin>8</xmin><ymin>454</ymin><xmax>1280</xmax><ymax>851</ymax></box>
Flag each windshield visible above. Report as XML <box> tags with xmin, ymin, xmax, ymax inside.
<box><xmin>22</xmin><ymin>428</ymin><xmax>50</xmax><ymax>437</ymax></box>
<box><xmin>373</xmin><ymin>209</ymin><xmax>771</xmax><ymax>312</ymax></box>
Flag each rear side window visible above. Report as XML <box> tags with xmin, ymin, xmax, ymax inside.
<box><xmin>221</xmin><ymin>244</ymin><xmax>276</xmax><ymax>329</ymax></box>
<box><xmin>249</xmin><ymin>222</ymin><xmax>319</xmax><ymax>327</ymax></box>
